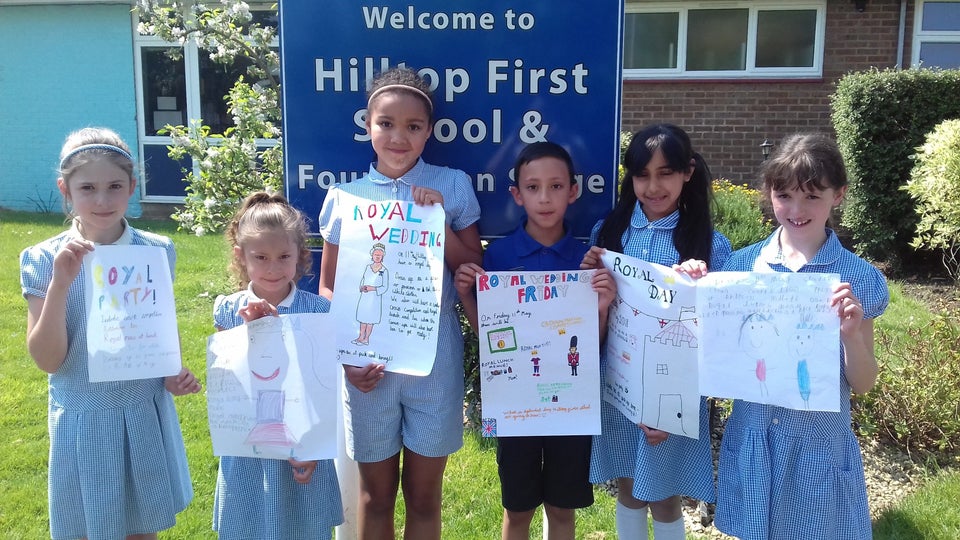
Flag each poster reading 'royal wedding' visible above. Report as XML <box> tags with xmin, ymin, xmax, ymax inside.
<box><xmin>476</xmin><ymin>270</ymin><xmax>600</xmax><ymax>437</ymax></box>
<box><xmin>330</xmin><ymin>192</ymin><xmax>446</xmax><ymax>375</ymax></box>
<box><xmin>84</xmin><ymin>245</ymin><xmax>181</xmax><ymax>383</ymax></box>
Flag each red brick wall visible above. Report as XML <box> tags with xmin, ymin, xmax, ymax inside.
<box><xmin>619</xmin><ymin>0</ymin><xmax>912</xmax><ymax>184</ymax></box>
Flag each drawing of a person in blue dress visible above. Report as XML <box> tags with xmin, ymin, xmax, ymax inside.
<box><xmin>354</xmin><ymin>242</ymin><xmax>389</xmax><ymax>346</ymax></box>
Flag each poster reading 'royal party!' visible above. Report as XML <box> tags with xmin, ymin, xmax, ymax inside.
<box><xmin>84</xmin><ymin>245</ymin><xmax>181</xmax><ymax>383</ymax></box>
<box><xmin>476</xmin><ymin>270</ymin><xmax>600</xmax><ymax>437</ymax></box>
<box><xmin>330</xmin><ymin>192</ymin><xmax>446</xmax><ymax>375</ymax></box>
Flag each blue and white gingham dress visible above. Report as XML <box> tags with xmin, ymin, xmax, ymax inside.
<box><xmin>714</xmin><ymin>228</ymin><xmax>888</xmax><ymax>540</ymax></box>
<box><xmin>19</xmin><ymin>222</ymin><xmax>192</xmax><ymax>540</ymax></box>
<box><xmin>318</xmin><ymin>159</ymin><xmax>481</xmax><ymax>462</ymax></box>
<box><xmin>588</xmin><ymin>204</ymin><xmax>732</xmax><ymax>503</ymax></box>
<box><xmin>212</xmin><ymin>285</ymin><xmax>343</xmax><ymax>540</ymax></box>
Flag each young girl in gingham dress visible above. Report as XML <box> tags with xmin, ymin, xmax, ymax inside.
<box><xmin>20</xmin><ymin>127</ymin><xmax>199</xmax><ymax>540</ymax></box>
<box><xmin>211</xmin><ymin>192</ymin><xmax>343</xmax><ymax>540</ymax></box>
<box><xmin>317</xmin><ymin>67</ymin><xmax>482</xmax><ymax>539</ymax></box>
<box><xmin>680</xmin><ymin>133</ymin><xmax>888</xmax><ymax>540</ymax></box>
<box><xmin>582</xmin><ymin>124</ymin><xmax>731</xmax><ymax>540</ymax></box>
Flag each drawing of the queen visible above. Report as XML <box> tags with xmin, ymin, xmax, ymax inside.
<box><xmin>354</xmin><ymin>242</ymin><xmax>390</xmax><ymax>346</ymax></box>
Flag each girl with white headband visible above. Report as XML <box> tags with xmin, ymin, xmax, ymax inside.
<box><xmin>318</xmin><ymin>67</ymin><xmax>482</xmax><ymax>539</ymax></box>
<box><xmin>20</xmin><ymin>127</ymin><xmax>200</xmax><ymax>540</ymax></box>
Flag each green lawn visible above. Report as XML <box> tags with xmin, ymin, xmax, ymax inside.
<box><xmin>0</xmin><ymin>209</ymin><xmax>957</xmax><ymax>539</ymax></box>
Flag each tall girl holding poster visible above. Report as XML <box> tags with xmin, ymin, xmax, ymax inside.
<box><xmin>680</xmin><ymin>133</ymin><xmax>888</xmax><ymax>540</ymax></box>
<box><xmin>582</xmin><ymin>124</ymin><xmax>731</xmax><ymax>539</ymax></box>
<box><xmin>317</xmin><ymin>67</ymin><xmax>482</xmax><ymax>539</ymax></box>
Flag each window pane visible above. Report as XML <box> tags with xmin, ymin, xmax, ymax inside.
<box><xmin>624</xmin><ymin>12</ymin><xmax>679</xmax><ymax>69</ymax></box>
<box><xmin>142</xmin><ymin>144</ymin><xmax>191</xmax><ymax>197</ymax></box>
<box><xmin>922</xmin><ymin>2</ymin><xmax>960</xmax><ymax>32</ymax></box>
<box><xmin>141</xmin><ymin>48</ymin><xmax>187</xmax><ymax>136</ymax></box>
<box><xmin>198</xmin><ymin>54</ymin><xmax>255</xmax><ymax>135</ymax></box>
<box><xmin>687</xmin><ymin>9</ymin><xmax>748</xmax><ymax>71</ymax></box>
<box><xmin>250</xmin><ymin>9</ymin><xmax>279</xmax><ymax>31</ymax></box>
<box><xmin>757</xmin><ymin>10</ymin><xmax>817</xmax><ymax>67</ymax></box>
<box><xmin>919</xmin><ymin>42</ymin><xmax>960</xmax><ymax>68</ymax></box>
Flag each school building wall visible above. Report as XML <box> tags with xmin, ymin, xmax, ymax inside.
<box><xmin>0</xmin><ymin>0</ymin><xmax>919</xmax><ymax>214</ymax></box>
<box><xmin>620</xmin><ymin>0</ymin><xmax>913</xmax><ymax>185</ymax></box>
<box><xmin>0</xmin><ymin>3</ymin><xmax>142</xmax><ymax>215</ymax></box>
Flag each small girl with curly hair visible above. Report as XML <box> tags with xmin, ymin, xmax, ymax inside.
<box><xmin>212</xmin><ymin>191</ymin><xmax>343</xmax><ymax>540</ymax></box>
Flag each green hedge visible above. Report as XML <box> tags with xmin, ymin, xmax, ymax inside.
<box><xmin>832</xmin><ymin>68</ymin><xmax>960</xmax><ymax>269</ymax></box>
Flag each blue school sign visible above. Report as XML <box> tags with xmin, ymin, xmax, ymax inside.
<box><xmin>279</xmin><ymin>2</ymin><xmax>623</xmax><ymax>242</ymax></box>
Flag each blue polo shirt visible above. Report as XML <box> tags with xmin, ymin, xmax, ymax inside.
<box><xmin>483</xmin><ymin>219</ymin><xmax>589</xmax><ymax>273</ymax></box>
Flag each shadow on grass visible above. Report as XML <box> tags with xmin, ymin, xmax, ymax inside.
<box><xmin>874</xmin><ymin>509</ymin><xmax>926</xmax><ymax>540</ymax></box>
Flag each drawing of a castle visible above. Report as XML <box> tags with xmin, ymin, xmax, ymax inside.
<box><xmin>640</xmin><ymin>320</ymin><xmax>699</xmax><ymax>437</ymax></box>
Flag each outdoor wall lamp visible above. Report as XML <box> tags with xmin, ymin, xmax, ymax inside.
<box><xmin>760</xmin><ymin>138</ymin><xmax>774</xmax><ymax>160</ymax></box>
<box><xmin>853</xmin><ymin>0</ymin><xmax>867</xmax><ymax>12</ymax></box>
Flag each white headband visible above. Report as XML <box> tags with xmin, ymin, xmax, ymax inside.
<box><xmin>367</xmin><ymin>84</ymin><xmax>433</xmax><ymax>112</ymax></box>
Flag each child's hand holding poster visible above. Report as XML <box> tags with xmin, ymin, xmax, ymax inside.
<box><xmin>206</xmin><ymin>313</ymin><xmax>339</xmax><ymax>460</ymax></box>
<box><xmin>599</xmin><ymin>250</ymin><xmax>701</xmax><ymax>438</ymax></box>
<box><xmin>475</xmin><ymin>270</ymin><xmax>600</xmax><ymax>437</ymax></box>
<box><xmin>84</xmin><ymin>245</ymin><xmax>181</xmax><ymax>382</ymax></box>
<box><xmin>330</xmin><ymin>194</ymin><xmax>445</xmax><ymax>375</ymax></box>
<box><xmin>697</xmin><ymin>272</ymin><xmax>842</xmax><ymax>411</ymax></box>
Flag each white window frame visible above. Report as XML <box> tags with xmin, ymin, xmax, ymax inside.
<box><xmin>623</xmin><ymin>1</ymin><xmax>826</xmax><ymax>81</ymax></box>
<box><xmin>131</xmin><ymin>6</ymin><xmax>279</xmax><ymax>203</ymax></box>
<box><xmin>911</xmin><ymin>1</ymin><xmax>960</xmax><ymax>68</ymax></box>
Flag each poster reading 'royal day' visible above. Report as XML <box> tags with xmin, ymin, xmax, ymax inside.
<box><xmin>600</xmin><ymin>251</ymin><xmax>701</xmax><ymax>438</ymax></box>
<box><xmin>476</xmin><ymin>270</ymin><xmax>600</xmax><ymax>437</ymax></box>
<box><xmin>331</xmin><ymin>193</ymin><xmax>445</xmax><ymax>375</ymax></box>
<box><xmin>84</xmin><ymin>245</ymin><xmax>181</xmax><ymax>383</ymax></box>
<box><xmin>206</xmin><ymin>314</ymin><xmax>339</xmax><ymax>460</ymax></box>
<box><xmin>697</xmin><ymin>271</ymin><xmax>842</xmax><ymax>412</ymax></box>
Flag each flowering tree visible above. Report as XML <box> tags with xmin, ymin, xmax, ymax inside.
<box><xmin>136</xmin><ymin>0</ymin><xmax>282</xmax><ymax>235</ymax></box>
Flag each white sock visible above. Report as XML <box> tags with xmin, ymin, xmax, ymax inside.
<box><xmin>651</xmin><ymin>516</ymin><xmax>685</xmax><ymax>540</ymax></box>
<box><xmin>615</xmin><ymin>501</ymin><xmax>649</xmax><ymax>539</ymax></box>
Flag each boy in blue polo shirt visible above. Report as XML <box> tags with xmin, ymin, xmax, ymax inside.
<box><xmin>455</xmin><ymin>141</ymin><xmax>615</xmax><ymax>540</ymax></box>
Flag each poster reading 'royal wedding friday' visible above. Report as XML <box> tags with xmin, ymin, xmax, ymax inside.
<box><xmin>476</xmin><ymin>270</ymin><xmax>601</xmax><ymax>437</ymax></box>
<box><xmin>330</xmin><ymin>193</ymin><xmax>446</xmax><ymax>375</ymax></box>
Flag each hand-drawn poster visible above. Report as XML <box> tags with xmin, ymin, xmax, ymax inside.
<box><xmin>697</xmin><ymin>272</ymin><xmax>842</xmax><ymax>411</ymax></box>
<box><xmin>331</xmin><ymin>193</ymin><xmax>446</xmax><ymax>375</ymax></box>
<box><xmin>600</xmin><ymin>251</ymin><xmax>701</xmax><ymax>438</ymax></box>
<box><xmin>206</xmin><ymin>313</ymin><xmax>339</xmax><ymax>460</ymax></box>
<box><xmin>476</xmin><ymin>270</ymin><xmax>600</xmax><ymax>437</ymax></box>
<box><xmin>83</xmin><ymin>245</ymin><xmax>181</xmax><ymax>382</ymax></box>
